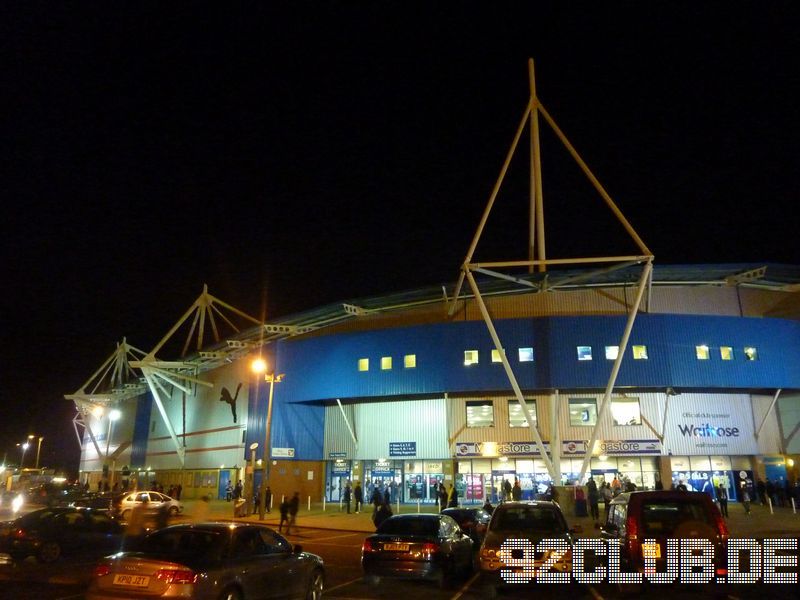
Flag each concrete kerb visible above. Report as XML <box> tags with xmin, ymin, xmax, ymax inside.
<box><xmin>177</xmin><ymin>498</ymin><xmax>800</xmax><ymax>538</ymax></box>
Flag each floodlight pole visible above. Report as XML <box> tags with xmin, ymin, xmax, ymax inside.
<box><xmin>259</xmin><ymin>373</ymin><xmax>284</xmax><ymax>520</ymax></box>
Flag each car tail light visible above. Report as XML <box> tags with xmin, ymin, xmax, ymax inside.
<box><xmin>362</xmin><ymin>539</ymin><xmax>375</xmax><ymax>553</ymax></box>
<box><xmin>13</xmin><ymin>528</ymin><xmax>27</xmax><ymax>540</ymax></box>
<box><xmin>625</xmin><ymin>512</ymin><xmax>640</xmax><ymax>559</ymax></box>
<box><xmin>712</xmin><ymin>507</ymin><xmax>729</xmax><ymax>540</ymax></box>
<box><xmin>422</xmin><ymin>542</ymin><xmax>440</xmax><ymax>556</ymax></box>
<box><xmin>93</xmin><ymin>564</ymin><xmax>111</xmax><ymax>578</ymax></box>
<box><xmin>155</xmin><ymin>569</ymin><xmax>196</xmax><ymax>584</ymax></box>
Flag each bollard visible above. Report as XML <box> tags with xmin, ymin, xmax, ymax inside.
<box><xmin>792</xmin><ymin>497</ymin><xmax>797</xmax><ymax>515</ymax></box>
<box><xmin>308</xmin><ymin>496</ymin><xmax>311</xmax><ymax>511</ymax></box>
<box><xmin>397</xmin><ymin>497</ymin><xmax>400</xmax><ymax>515</ymax></box>
<box><xmin>323</xmin><ymin>496</ymin><xmax>326</xmax><ymax>512</ymax></box>
<box><xmin>768</xmin><ymin>496</ymin><xmax>774</xmax><ymax>514</ymax></box>
<box><xmin>417</xmin><ymin>498</ymin><xmax>420</xmax><ymax>513</ymax></box>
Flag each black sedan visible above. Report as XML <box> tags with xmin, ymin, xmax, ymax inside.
<box><xmin>441</xmin><ymin>506</ymin><xmax>492</xmax><ymax>544</ymax></box>
<box><xmin>0</xmin><ymin>506</ymin><xmax>124</xmax><ymax>563</ymax></box>
<box><xmin>362</xmin><ymin>513</ymin><xmax>473</xmax><ymax>589</ymax></box>
<box><xmin>87</xmin><ymin>522</ymin><xmax>324</xmax><ymax>600</ymax></box>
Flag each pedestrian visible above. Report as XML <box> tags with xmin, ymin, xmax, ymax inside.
<box><xmin>741</xmin><ymin>482</ymin><xmax>751</xmax><ymax>515</ymax></box>
<box><xmin>371</xmin><ymin>486</ymin><xmax>382</xmax><ymax>513</ymax></box>
<box><xmin>587</xmin><ymin>476</ymin><xmax>600</xmax><ymax>521</ymax></box>
<box><xmin>383</xmin><ymin>486</ymin><xmax>390</xmax><ymax>507</ymax></box>
<box><xmin>124</xmin><ymin>497</ymin><xmax>150</xmax><ymax>550</ymax></box>
<box><xmin>766</xmin><ymin>479</ymin><xmax>776</xmax><ymax>507</ymax></box>
<box><xmin>611</xmin><ymin>476</ymin><xmax>621</xmax><ymax>496</ymax></box>
<box><xmin>343</xmin><ymin>482</ymin><xmax>352</xmax><ymax>514</ymax></box>
<box><xmin>482</xmin><ymin>498</ymin><xmax>494</xmax><ymax>515</ymax></box>
<box><xmin>602</xmin><ymin>482</ymin><xmax>613</xmax><ymax>521</ymax></box>
<box><xmin>278</xmin><ymin>498</ymin><xmax>290</xmax><ymax>533</ymax></box>
<box><xmin>234</xmin><ymin>479</ymin><xmax>243</xmax><ymax>501</ymax></box>
<box><xmin>675</xmin><ymin>479</ymin><xmax>688</xmax><ymax>492</ymax></box>
<box><xmin>373</xmin><ymin>501</ymin><xmax>393</xmax><ymax>530</ymax></box>
<box><xmin>438</xmin><ymin>483</ymin><xmax>448</xmax><ymax>512</ymax></box>
<box><xmin>354</xmin><ymin>482</ymin><xmax>363</xmax><ymax>513</ymax></box>
<box><xmin>512</xmin><ymin>478</ymin><xmax>522</xmax><ymax>501</ymax></box>
<box><xmin>287</xmin><ymin>492</ymin><xmax>300</xmax><ymax>534</ymax></box>
<box><xmin>225</xmin><ymin>481</ymin><xmax>233</xmax><ymax>502</ymax></box>
<box><xmin>176</xmin><ymin>483</ymin><xmax>182</xmax><ymax>500</ymax></box>
<box><xmin>716</xmin><ymin>484</ymin><xmax>729</xmax><ymax>517</ymax></box>
<box><xmin>447</xmin><ymin>483</ymin><xmax>458</xmax><ymax>508</ymax></box>
<box><xmin>756</xmin><ymin>479</ymin><xmax>766</xmax><ymax>505</ymax></box>
<box><xmin>503</xmin><ymin>479</ymin><xmax>512</xmax><ymax>503</ymax></box>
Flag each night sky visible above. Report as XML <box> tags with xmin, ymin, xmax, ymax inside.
<box><xmin>2</xmin><ymin>3</ymin><xmax>799</xmax><ymax>474</ymax></box>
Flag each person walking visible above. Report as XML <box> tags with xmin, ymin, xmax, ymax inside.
<box><xmin>740</xmin><ymin>482</ymin><xmax>752</xmax><ymax>515</ymax></box>
<box><xmin>225</xmin><ymin>481</ymin><xmax>233</xmax><ymax>502</ymax></box>
<box><xmin>343</xmin><ymin>482</ymin><xmax>352</xmax><ymax>514</ymax></box>
<box><xmin>287</xmin><ymin>492</ymin><xmax>300</xmax><ymax>534</ymax></box>
<box><xmin>354</xmin><ymin>482</ymin><xmax>363</xmax><ymax>513</ymax></box>
<box><xmin>371</xmin><ymin>486</ymin><xmax>382</xmax><ymax>513</ymax></box>
<box><xmin>234</xmin><ymin>480</ymin><xmax>243</xmax><ymax>501</ymax></box>
<box><xmin>503</xmin><ymin>479</ymin><xmax>512</xmax><ymax>503</ymax></box>
<box><xmin>602</xmin><ymin>482</ymin><xmax>613</xmax><ymax>521</ymax></box>
<box><xmin>716</xmin><ymin>484</ymin><xmax>729</xmax><ymax>517</ymax></box>
<box><xmin>278</xmin><ymin>498</ymin><xmax>290</xmax><ymax>533</ymax></box>
<box><xmin>512</xmin><ymin>478</ymin><xmax>522</xmax><ymax>501</ymax></box>
<box><xmin>373</xmin><ymin>500</ymin><xmax>393</xmax><ymax>530</ymax></box>
<box><xmin>587</xmin><ymin>476</ymin><xmax>600</xmax><ymax>521</ymax></box>
<box><xmin>264</xmin><ymin>486</ymin><xmax>272</xmax><ymax>513</ymax></box>
<box><xmin>447</xmin><ymin>483</ymin><xmax>459</xmax><ymax>508</ymax></box>
<box><xmin>438</xmin><ymin>482</ymin><xmax>448</xmax><ymax>512</ymax></box>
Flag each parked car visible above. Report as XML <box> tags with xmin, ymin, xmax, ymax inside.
<box><xmin>600</xmin><ymin>490</ymin><xmax>728</xmax><ymax>575</ymax></box>
<box><xmin>478</xmin><ymin>500</ymin><xmax>580</xmax><ymax>598</ymax></box>
<box><xmin>72</xmin><ymin>491</ymin><xmax>116</xmax><ymax>511</ymax></box>
<box><xmin>441</xmin><ymin>506</ymin><xmax>492</xmax><ymax>544</ymax></box>
<box><xmin>87</xmin><ymin>522</ymin><xmax>324</xmax><ymax>600</ymax></box>
<box><xmin>0</xmin><ymin>506</ymin><xmax>124</xmax><ymax>563</ymax></box>
<box><xmin>113</xmin><ymin>491</ymin><xmax>183</xmax><ymax>520</ymax></box>
<box><xmin>362</xmin><ymin>513</ymin><xmax>473</xmax><ymax>589</ymax></box>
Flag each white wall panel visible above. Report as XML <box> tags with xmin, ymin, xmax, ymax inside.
<box><xmin>648</xmin><ymin>286</ymin><xmax>741</xmax><ymax>316</ymax></box>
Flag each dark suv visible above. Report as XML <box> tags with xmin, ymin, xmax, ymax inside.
<box><xmin>600</xmin><ymin>490</ymin><xmax>728</xmax><ymax>576</ymax></box>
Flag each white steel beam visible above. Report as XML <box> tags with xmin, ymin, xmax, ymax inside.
<box><xmin>756</xmin><ymin>388</ymin><xmax>782</xmax><ymax>440</ymax></box>
<box><xmin>336</xmin><ymin>399</ymin><xmax>358</xmax><ymax>447</ymax></box>
<box><xmin>142</xmin><ymin>368</ymin><xmax>185</xmax><ymax>466</ymax></box>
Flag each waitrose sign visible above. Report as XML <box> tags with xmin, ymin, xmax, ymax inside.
<box><xmin>664</xmin><ymin>399</ymin><xmax>758</xmax><ymax>455</ymax></box>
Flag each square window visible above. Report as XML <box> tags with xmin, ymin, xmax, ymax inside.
<box><xmin>404</xmin><ymin>354</ymin><xmax>416</xmax><ymax>368</ymax></box>
<box><xmin>358</xmin><ymin>358</ymin><xmax>369</xmax><ymax>372</ymax></box>
<box><xmin>577</xmin><ymin>346</ymin><xmax>593</xmax><ymax>361</ymax></box>
<box><xmin>509</xmin><ymin>399</ymin><xmax>537</xmax><ymax>427</ymax></box>
<box><xmin>611</xmin><ymin>397</ymin><xmax>641</xmax><ymax>426</ymax></box>
<box><xmin>632</xmin><ymin>345</ymin><xmax>648</xmax><ymax>360</ymax></box>
<box><xmin>381</xmin><ymin>356</ymin><xmax>392</xmax><ymax>370</ymax></box>
<box><xmin>466</xmin><ymin>400</ymin><xmax>494</xmax><ymax>428</ymax></box>
<box><xmin>605</xmin><ymin>346</ymin><xmax>619</xmax><ymax>360</ymax></box>
<box><xmin>464</xmin><ymin>350</ymin><xmax>479</xmax><ymax>366</ymax></box>
<box><xmin>569</xmin><ymin>398</ymin><xmax>597</xmax><ymax>426</ymax></box>
<box><xmin>744</xmin><ymin>347</ymin><xmax>758</xmax><ymax>361</ymax></box>
<box><xmin>518</xmin><ymin>347</ymin><xmax>534</xmax><ymax>362</ymax></box>
<box><xmin>491</xmin><ymin>348</ymin><xmax>505</xmax><ymax>363</ymax></box>
<box><xmin>720</xmin><ymin>346</ymin><xmax>734</xmax><ymax>361</ymax></box>
<box><xmin>696</xmin><ymin>345</ymin><xmax>710</xmax><ymax>360</ymax></box>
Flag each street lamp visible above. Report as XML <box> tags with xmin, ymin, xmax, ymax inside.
<box><xmin>35</xmin><ymin>436</ymin><xmax>43</xmax><ymax>470</ymax></box>
<box><xmin>19</xmin><ymin>442</ymin><xmax>30</xmax><ymax>469</ymax></box>
<box><xmin>251</xmin><ymin>358</ymin><xmax>284</xmax><ymax>520</ymax></box>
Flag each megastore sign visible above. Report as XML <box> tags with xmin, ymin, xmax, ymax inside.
<box><xmin>454</xmin><ymin>439</ymin><xmax>661</xmax><ymax>457</ymax></box>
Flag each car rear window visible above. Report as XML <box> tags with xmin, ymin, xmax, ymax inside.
<box><xmin>491</xmin><ymin>506</ymin><xmax>565</xmax><ymax>533</ymax></box>
<box><xmin>377</xmin><ymin>517</ymin><xmax>439</xmax><ymax>536</ymax></box>
<box><xmin>640</xmin><ymin>501</ymin><xmax>712</xmax><ymax>536</ymax></box>
<box><xmin>140</xmin><ymin>529</ymin><xmax>224</xmax><ymax>561</ymax></box>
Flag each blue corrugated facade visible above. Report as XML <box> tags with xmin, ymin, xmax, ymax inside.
<box><xmin>276</xmin><ymin>314</ymin><xmax>800</xmax><ymax>402</ymax></box>
<box><xmin>129</xmin><ymin>392</ymin><xmax>153</xmax><ymax>468</ymax></box>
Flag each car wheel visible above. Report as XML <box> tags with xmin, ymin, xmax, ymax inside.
<box><xmin>364</xmin><ymin>574</ymin><xmax>381</xmax><ymax>588</ymax></box>
<box><xmin>121</xmin><ymin>509</ymin><xmax>131</xmax><ymax>521</ymax></box>
<box><xmin>305</xmin><ymin>568</ymin><xmax>324</xmax><ymax>600</ymax></box>
<box><xmin>217</xmin><ymin>586</ymin><xmax>243</xmax><ymax>600</ymax></box>
<box><xmin>37</xmin><ymin>541</ymin><xmax>61</xmax><ymax>563</ymax></box>
<box><xmin>169</xmin><ymin>506</ymin><xmax>179</xmax><ymax>516</ymax></box>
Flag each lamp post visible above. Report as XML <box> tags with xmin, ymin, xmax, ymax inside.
<box><xmin>19</xmin><ymin>442</ymin><xmax>30</xmax><ymax>469</ymax></box>
<box><xmin>251</xmin><ymin>358</ymin><xmax>284</xmax><ymax>520</ymax></box>
<box><xmin>35</xmin><ymin>436</ymin><xmax>44</xmax><ymax>470</ymax></box>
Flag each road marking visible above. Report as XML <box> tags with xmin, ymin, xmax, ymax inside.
<box><xmin>587</xmin><ymin>584</ymin><xmax>604</xmax><ymax>600</ymax></box>
<box><xmin>449</xmin><ymin>572</ymin><xmax>480</xmax><ymax>599</ymax></box>
<box><xmin>306</xmin><ymin>532</ymin><xmax>362</xmax><ymax>542</ymax></box>
<box><xmin>326</xmin><ymin>576</ymin><xmax>364</xmax><ymax>593</ymax></box>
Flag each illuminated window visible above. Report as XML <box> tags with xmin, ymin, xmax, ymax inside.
<box><xmin>744</xmin><ymin>347</ymin><xmax>758</xmax><ymax>361</ymax></box>
<box><xmin>632</xmin><ymin>345</ymin><xmax>648</xmax><ymax>360</ymax></box>
<box><xmin>518</xmin><ymin>347</ymin><xmax>534</xmax><ymax>362</ymax></box>
<box><xmin>509</xmin><ymin>400</ymin><xmax>537</xmax><ymax>427</ymax></box>
<box><xmin>404</xmin><ymin>354</ymin><xmax>416</xmax><ymax>368</ymax></box>
<box><xmin>577</xmin><ymin>346</ymin><xmax>593</xmax><ymax>361</ymax></box>
<box><xmin>605</xmin><ymin>346</ymin><xmax>619</xmax><ymax>360</ymax></box>
<box><xmin>569</xmin><ymin>398</ymin><xmax>597</xmax><ymax>426</ymax></box>
<box><xmin>611</xmin><ymin>397</ymin><xmax>641</xmax><ymax>426</ymax></box>
<box><xmin>696</xmin><ymin>345</ymin><xmax>710</xmax><ymax>360</ymax></box>
<box><xmin>464</xmin><ymin>350</ymin><xmax>479</xmax><ymax>366</ymax></box>
<box><xmin>466</xmin><ymin>400</ymin><xmax>494</xmax><ymax>428</ymax></box>
<box><xmin>381</xmin><ymin>356</ymin><xmax>392</xmax><ymax>370</ymax></box>
<box><xmin>358</xmin><ymin>358</ymin><xmax>369</xmax><ymax>372</ymax></box>
<box><xmin>491</xmin><ymin>348</ymin><xmax>505</xmax><ymax>363</ymax></box>
<box><xmin>720</xmin><ymin>346</ymin><xmax>734</xmax><ymax>361</ymax></box>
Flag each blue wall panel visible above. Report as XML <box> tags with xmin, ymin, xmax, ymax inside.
<box><xmin>274</xmin><ymin>315</ymin><xmax>800</xmax><ymax>401</ymax></box>
<box><xmin>130</xmin><ymin>392</ymin><xmax>153</xmax><ymax>468</ymax></box>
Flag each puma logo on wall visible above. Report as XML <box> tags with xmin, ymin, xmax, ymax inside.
<box><xmin>219</xmin><ymin>382</ymin><xmax>242</xmax><ymax>423</ymax></box>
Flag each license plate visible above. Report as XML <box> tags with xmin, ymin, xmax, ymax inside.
<box><xmin>112</xmin><ymin>574</ymin><xmax>150</xmax><ymax>587</ymax></box>
<box><xmin>384</xmin><ymin>543</ymin><xmax>409</xmax><ymax>552</ymax></box>
<box><xmin>642</xmin><ymin>543</ymin><xmax>661</xmax><ymax>559</ymax></box>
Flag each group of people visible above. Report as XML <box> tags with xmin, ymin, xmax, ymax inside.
<box><xmin>340</xmin><ymin>480</ymin><xmax>394</xmax><ymax>529</ymax></box>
